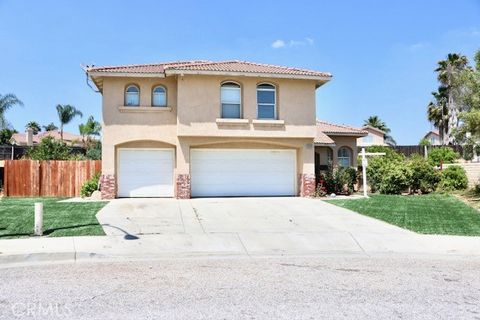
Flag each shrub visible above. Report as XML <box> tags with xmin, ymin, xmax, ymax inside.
<box><xmin>377</xmin><ymin>163</ymin><xmax>412</xmax><ymax>195</ymax></box>
<box><xmin>427</xmin><ymin>147</ymin><xmax>459</xmax><ymax>166</ymax></box>
<box><xmin>342</xmin><ymin>167</ymin><xmax>357</xmax><ymax>193</ymax></box>
<box><xmin>27</xmin><ymin>136</ymin><xmax>71</xmax><ymax>160</ymax></box>
<box><xmin>464</xmin><ymin>144</ymin><xmax>474</xmax><ymax>161</ymax></box>
<box><xmin>407</xmin><ymin>155</ymin><xmax>441</xmax><ymax>194</ymax></box>
<box><xmin>86</xmin><ymin>140</ymin><xmax>102</xmax><ymax>160</ymax></box>
<box><xmin>438</xmin><ymin>165</ymin><xmax>468</xmax><ymax>191</ymax></box>
<box><xmin>475</xmin><ymin>144</ymin><xmax>480</xmax><ymax>157</ymax></box>
<box><xmin>80</xmin><ymin>172</ymin><xmax>100</xmax><ymax>197</ymax></box>
<box><xmin>316</xmin><ymin>167</ymin><xmax>357</xmax><ymax>195</ymax></box>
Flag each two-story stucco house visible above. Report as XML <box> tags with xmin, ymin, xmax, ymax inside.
<box><xmin>357</xmin><ymin>125</ymin><xmax>386</xmax><ymax>147</ymax></box>
<box><xmin>84</xmin><ymin>60</ymin><xmax>331</xmax><ymax>199</ymax></box>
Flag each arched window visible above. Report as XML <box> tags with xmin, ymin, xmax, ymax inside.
<box><xmin>221</xmin><ymin>82</ymin><xmax>241</xmax><ymax>118</ymax></box>
<box><xmin>125</xmin><ymin>85</ymin><xmax>140</xmax><ymax>106</ymax></box>
<box><xmin>257</xmin><ymin>83</ymin><xmax>276</xmax><ymax>119</ymax></box>
<box><xmin>152</xmin><ymin>86</ymin><xmax>167</xmax><ymax>107</ymax></box>
<box><xmin>338</xmin><ymin>147</ymin><xmax>351</xmax><ymax>168</ymax></box>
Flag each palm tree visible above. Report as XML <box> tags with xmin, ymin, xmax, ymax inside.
<box><xmin>363</xmin><ymin>115</ymin><xmax>396</xmax><ymax>146</ymax></box>
<box><xmin>42</xmin><ymin>122</ymin><xmax>58</xmax><ymax>132</ymax></box>
<box><xmin>435</xmin><ymin>53</ymin><xmax>470</xmax><ymax>144</ymax></box>
<box><xmin>56</xmin><ymin>104</ymin><xmax>83</xmax><ymax>141</ymax></box>
<box><xmin>0</xmin><ymin>93</ymin><xmax>23</xmax><ymax>129</ymax></box>
<box><xmin>78</xmin><ymin>116</ymin><xmax>101</xmax><ymax>147</ymax></box>
<box><xmin>25</xmin><ymin>121</ymin><xmax>41</xmax><ymax>135</ymax></box>
<box><xmin>427</xmin><ymin>87</ymin><xmax>449</xmax><ymax>144</ymax></box>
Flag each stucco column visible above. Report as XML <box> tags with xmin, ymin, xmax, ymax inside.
<box><xmin>300</xmin><ymin>142</ymin><xmax>315</xmax><ymax>197</ymax></box>
<box><xmin>175</xmin><ymin>139</ymin><xmax>191</xmax><ymax>199</ymax></box>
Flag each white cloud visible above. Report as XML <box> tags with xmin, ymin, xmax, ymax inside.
<box><xmin>271</xmin><ymin>40</ymin><xmax>286</xmax><ymax>48</ymax></box>
<box><xmin>271</xmin><ymin>38</ymin><xmax>314</xmax><ymax>49</ymax></box>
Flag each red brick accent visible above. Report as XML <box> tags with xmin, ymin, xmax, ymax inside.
<box><xmin>100</xmin><ymin>174</ymin><xmax>116</xmax><ymax>199</ymax></box>
<box><xmin>300</xmin><ymin>174</ymin><xmax>316</xmax><ymax>197</ymax></box>
<box><xmin>176</xmin><ymin>174</ymin><xmax>191</xmax><ymax>199</ymax></box>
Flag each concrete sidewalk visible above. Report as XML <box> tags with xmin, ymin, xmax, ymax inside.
<box><xmin>2</xmin><ymin>231</ymin><xmax>480</xmax><ymax>266</ymax></box>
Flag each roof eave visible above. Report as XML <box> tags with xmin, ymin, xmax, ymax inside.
<box><xmin>164</xmin><ymin>69</ymin><xmax>332</xmax><ymax>82</ymax></box>
<box><xmin>324</xmin><ymin>132</ymin><xmax>368</xmax><ymax>137</ymax></box>
<box><xmin>86</xmin><ymin>71</ymin><xmax>167</xmax><ymax>78</ymax></box>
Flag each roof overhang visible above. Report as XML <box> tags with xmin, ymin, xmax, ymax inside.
<box><xmin>323</xmin><ymin>132</ymin><xmax>368</xmax><ymax>138</ymax></box>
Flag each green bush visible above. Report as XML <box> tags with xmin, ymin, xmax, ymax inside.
<box><xmin>438</xmin><ymin>165</ymin><xmax>468</xmax><ymax>191</ymax></box>
<box><xmin>317</xmin><ymin>167</ymin><xmax>357</xmax><ymax>195</ymax></box>
<box><xmin>86</xmin><ymin>140</ymin><xmax>102</xmax><ymax>160</ymax></box>
<box><xmin>378</xmin><ymin>163</ymin><xmax>412</xmax><ymax>195</ymax></box>
<box><xmin>427</xmin><ymin>147</ymin><xmax>459</xmax><ymax>166</ymax></box>
<box><xmin>407</xmin><ymin>155</ymin><xmax>441</xmax><ymax>194</ymax></box>
<box><xmin>464</xmin><ymin>144</ymin><xmax>474</xmax><ymax>161</ymax></box>
<box><xmin>80</xmin><ymin>172</ymin><xmax>100</xmax><ymax>197</ymax></box>
<box><xmin>27</xmin><ymin>136</ymin><xmax>71</xmax><ymax>160</ymax></box>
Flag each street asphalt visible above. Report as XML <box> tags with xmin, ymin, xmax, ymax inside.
<box><xmin>1</xmin><ymin>254</ymin><xmax>480</xmax><ymax>319</ymax></box>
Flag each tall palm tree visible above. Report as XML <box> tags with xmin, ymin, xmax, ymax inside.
<box><xmin>0</xmin><ymin>93</ymin><xmax>23</xmax><ymax>129</ymax></box>
<box><xmin>363</xmin><ymin>115</ymin><xmax>396</xmax><ymax>146</ymax></box>
<box><xmin>427</xmin><ymin>87</ymin><xmax>449</xmax><ymax>144</ymax></box>
<box><xmin>435</xmin><ymin>53</ymin><xmax>470</xmax><ymax>144</ymax></box>
<box><xmin>56</xmin><ymin>104</ymin><xmax>83</xmax><ymax>141</ymax></box>
<box><xmin>25</xmin><ymin>121</ymin><xmax>41</xmax><ymax>135</ymax></box>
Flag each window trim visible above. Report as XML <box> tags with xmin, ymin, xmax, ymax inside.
<box><xmin>125</xmin><ymin>84</ymin><xmax>140</xmax><ymax>106</ymax></box>
<box><xmin>151</xmin><ymin>85</ymin><xmax>167</xmax><ymax>107</ymax></box>
<box><xmin>337</xmin><ymin>146</ymin><xmax>352</xmax><ymax>168</ymax></box>
<box><xmin>220</xmin><ymin>81</ymin><xmax>242</xmax><ymax>119</ymax></box>
<box><xmin>256</xmin><ymin>83</ymin><xmax>277</xmax><ymax>120</ymax></box>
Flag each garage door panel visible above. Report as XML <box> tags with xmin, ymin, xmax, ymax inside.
<box><xmin>118</xmin><ymin>149</ymin><xmax>174</xmax><ymax>197</ymax></box>
<box><xmin>191</xmin><ymin>149</ymin><xmax>296</xmax><ymax>197</ymax></box>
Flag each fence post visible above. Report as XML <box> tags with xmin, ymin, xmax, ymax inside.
<box><xmin>34</xmin><ymin>202</ymin><xmax>43</xmax><ymax>236</ymax></box>
<box><xmin>424</xmin><ymin>145</ymin><xmax>428</xmax><ymax>160</ymax></box>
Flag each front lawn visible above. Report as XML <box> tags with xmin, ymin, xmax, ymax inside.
<box><xmin>0</xmin><ymin>197</ymin><xmax>107</xmax><ymax>239</ymax></box>
<box><xmin>329</xmin><ymin>194</ymin><xmax>480</xmax><ymax>236</ymax></box>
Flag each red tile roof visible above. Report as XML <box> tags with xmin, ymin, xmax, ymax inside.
<box><xmin>11</xmin><ymin>131</ymin><xmax>84</xmax><ymax>146</ymax></box>
<box><xmin>85</xmin><ymin>60</ymin><xmax>331</xmax><ymax>79</ymax></box>
<box><xmin>316</xmin><ymin>120</ymin><xmax>368</xmax><ymax>136</ymax></box>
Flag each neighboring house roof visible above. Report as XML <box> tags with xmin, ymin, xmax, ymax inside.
<box><xmin>84</xmin><ymin>60</ymin><xmax>332</xmax><ymax>92</ymax></box>
<box><xmin>362</xmin><ymin>125</ymin><xmax>386</xmax><ymax>135</ymax></box>
<box><xmin>423</xmin><ymin>130</ymin><xmax>440</xmax><ymax>139</ymax></box>
<box><xmin>11</xmin><ymin>131</ymin><xmax>84</xmax><ymax>146</ymax></box>
<box><xmin>315</xmin><ymin>121</ymin><xmax>367</xmax><ymax>145</ymax></box>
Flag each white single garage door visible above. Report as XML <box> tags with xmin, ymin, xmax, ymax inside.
<box><xmin>191</xmin><ymin>149</ymin><xmax>296</xmax><ymax>197</ymax></box>
<box><xmin>117</xmin><ymin>149</ymin><xmax>174</xmax><ymax>197</ymax></box>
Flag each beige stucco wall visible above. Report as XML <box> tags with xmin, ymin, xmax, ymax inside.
<box><xmin>315</xmin><ymin>135</ymin><xmax>359</xmax><ymax>169</ymax></box>
<box><xmin>357</xmin><ymin>128</ymin><xmax>385</xmax><ymax>147</ymax></box>
<box><xmin>100</xmin><ymin>74</ymin><xmax>318</xmax><ymax>179</ymax></box>
<box><xmin>176</xmin><ymin>75</ymin><xmax>317</xmax><ymax>138</ymax></box>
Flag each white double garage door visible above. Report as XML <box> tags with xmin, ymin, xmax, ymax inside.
<box><xmin>117</xmin><ymin>148</ymin><xmax>296</xmax><ymax>197</ymax></box>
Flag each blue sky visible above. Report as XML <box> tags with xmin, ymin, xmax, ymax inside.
<box><xmin>0</xmin><ymin>0</ymin><xmax>479</xmax><ymax>144</ymax></box>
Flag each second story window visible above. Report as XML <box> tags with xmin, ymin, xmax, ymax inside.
<box><xmin>152</xmin><ymin>86</ymin><xmax>167</xmax><ymax>107</ymax></box>
<box><xmin>257</xmin><ymin>84</ymin><xmax>276</xmax><ymax>119</ymax></box>
<box><xmin>125</xmin><ymin>85</ymin><xmax>140</xmax><ymax>106</ymax></box>
<box><xmin>221</xmin><ymin>82</ymin><xmax>241</xmax><ymax>118</ymax></box>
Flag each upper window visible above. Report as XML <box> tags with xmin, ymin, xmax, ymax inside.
<box><xmin>257</xmin><ymin>84</ymin><xmax>276</xmax><ymax>119</ymax></box>
<box><xmin>338</xmin><ymin>147</ymin><xmax>351</xmax><ymax>168</ymax></box>
<box><xmin>152</xmin><ymin>86</ymin><xmax>167</xmax><ymax>107</ymax></box>
<box><xmin>221</xmin><ymin>82</ymin><xmax>241</xmax><ymax>118</ymax></box>
<box><xmin>125</xmin><ymin>85</ymin><xmax>140</xmax><ymax>106</ymax></box>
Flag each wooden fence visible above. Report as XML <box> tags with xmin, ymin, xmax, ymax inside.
<box><xmin>358</xmin><ymin>145</ymin><xmax>464</xmax><ymax>158</ymax></box>
<box><xmin>3</xmin><ymin>160</ymin><xmax>101</xmax><ymax>197</ymax></box>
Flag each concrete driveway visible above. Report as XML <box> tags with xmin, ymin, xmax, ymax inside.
<box><xmin>97</xmin><ymin>197</ymin><xmax>408</xmax><ymax>236</ymax></box>
<box><xmin>94</xmin><ymin>197</ymin><xmax>423</xmax><ymax>256</ymax></box>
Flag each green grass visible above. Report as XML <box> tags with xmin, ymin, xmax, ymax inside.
<box><xmin>328</xmin><ymin>194</ymin><xmax>480</xmax><ymax>236</ymax></box>
<box><xmin>0</xmin><ymin>197</ymin><xmax>107</xmax><ymax>239</ymax></box>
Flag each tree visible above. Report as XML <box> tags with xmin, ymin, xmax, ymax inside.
<box><xmin>27</xmin><ymin>136</ymin><xmax>71</xmax><ymax>160</ymax></box>
<box><xmin>0</xmin><ymin>93</ymin><xmax>23</xmax><ymax>129</ymax></box>
<box><xmin>0</xmin><ymin>128</ymin><xmax>17</xmax><ymax>145</ymax></box>
<box><xmin>79</xmin><ymin>116</ymin><xmax>101</xmax><ymax>147</ymax></box>
<box><xmin>363</xmin><ymin>115</ymin><xmax>396</xmax><ymax>146</ymax></box>
<box><xmin>43</xmin><ymin>122</ymin><xmax>58</xmax><ymax>131</ymax></box>
<box><xmin>434</xmin><ymin>53</ymin><xmax>470</xmax><ymax>144</ymax></box>
<box><xmin>427</xmin><ymin>87</ymin><xmax>449</xmax><ymax>143</ymax></box>
<box><xmin>25</xmin><ymin>121</ymin><xmax>41</xmax><ymax>135</ymax></box>
<box><xmin>419</xmin><ymin>138</ymin><xmax>431</xmax><ymax>146</ymax></box>
<box><xmin>56</xmin><ymin>104</ymin><xmax>83</xmax><ymax>141</ymax></box>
